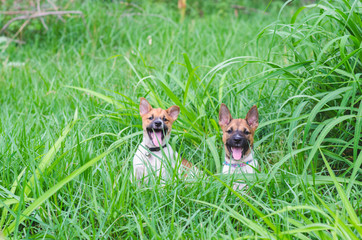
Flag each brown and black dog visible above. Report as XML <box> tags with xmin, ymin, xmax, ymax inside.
<box><xmin>133</xmin><ymin>98</ymin><xmax>196</xmax><ymax>183</ymax></box>
<box><xmin>219</xmin><ymin>103</ymin><xmax>259</xmax><ymax>190</ymax></box>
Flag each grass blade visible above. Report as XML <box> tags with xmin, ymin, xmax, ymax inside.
<box><xmin>319</xmin><ymin>149</ymin><xmax>362</xmax><ymax>236</ymax></box>
<box><xmin>3</xmin><ymin>132</ymin><xmax>141</xmax><ymax>236</ymax></box>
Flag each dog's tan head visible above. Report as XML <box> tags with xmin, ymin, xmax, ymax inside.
<box><xmin>139</xmin><ymin>98</ymin><xmax>180</xmax><ymax>147</ymax></box>
<box><xmin>219</xmin><ymin>103</ymin><xmax>258</xmax><ymax>160</ymax></box>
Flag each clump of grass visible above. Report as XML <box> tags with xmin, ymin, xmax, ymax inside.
<box><xmin>260</xmin><ymin>0</ymin><xmax>362</xmax><ymax>174</ymax></box>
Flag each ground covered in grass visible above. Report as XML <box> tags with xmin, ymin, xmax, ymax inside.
<box><xmin>0</xmin><ymin>0</ymin><xmax>361</xmax><ymax>239</ymax></box>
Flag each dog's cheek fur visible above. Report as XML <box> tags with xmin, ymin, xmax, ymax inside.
<box><xmin>222</xmin><ymin>128</ymin><xmax>231</xmax><ymax>156</ymax></box>
<box><xmin>141</xmin><ymin>109</ymin><xmax>157</xmax><ymax>131</ymax></box>
<box><xmin>141</xmin><ymin>115</ymin><xmax>152</xmax><ymax>130</ymax></box>
<box><xmin>248</xmin><ymin>134</ymin><xmax>254</xmax><ymax>148</ymax></box>
<box><xmin>164</xmin><ymin>112</ymin><xmax>175</xmax><ymax>137</ymax></box>
<box><xmin>164</xmin><ymin>117</ymin><xmax>174</xmax><ymax>134</ymax></box>
<box><xmin>224</xmin><ymin>138</ymin><xmax>231</xmax><ymax>157</ymax></box>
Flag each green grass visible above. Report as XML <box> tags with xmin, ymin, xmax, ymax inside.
<box><xmin>0</xmin><ymin>0</ymin><xmax>361</xmax><ymax>239</ymax></box>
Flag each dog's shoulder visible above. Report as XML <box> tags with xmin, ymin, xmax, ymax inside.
<box><xmin>164</xmin><ymin>144</ymin><xmax>179</xmax><ymax>159</ymax></box>
<box><xmin>133</xmin><ymin>144</ymin><xmax>148</xmax><ymax>164</ymax></box>
<box><xmin>133</xmin><ymin>144</ymin><xmax>179</xmax><ymax>163</ymax></box>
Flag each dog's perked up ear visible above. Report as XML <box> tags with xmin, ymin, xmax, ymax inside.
<box><xmin>245</xmin><ymin>105</ymin><xmax>259</xmax><ymax>131</ymax></box>
<box><xmin>139</xmin><ymin>98</ymin><xmax>152</xmax><ymax>116</ymax></box>
<box><xmin>166</xmin><ymin>105</ymin><xmax>180</xmax><ymax>121</ymax></box>
<box><xmin>219</xmin><ymin>103</ymin><xmax>232</xmax><ymax>128</ymax></box>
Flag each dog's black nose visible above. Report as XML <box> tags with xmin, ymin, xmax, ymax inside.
<box><xmin>234</xmin><ymin>134</ymin><xmax>242</xmax><ymax>143</ymax></box>
<box><xmin>154</xmin><ymin>120</ymin><xmax>162</xmax><ymax>127</ymax></box>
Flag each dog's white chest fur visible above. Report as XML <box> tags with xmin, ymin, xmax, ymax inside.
<box><xmin>133</xmin><ymin>142</ymin><xmax>178</xmax><ymax>182</ymax></box>
<box><xmin>222</xmin><ymin>152</ymin><xmax>257</xmax><ymax>190</ymax></box>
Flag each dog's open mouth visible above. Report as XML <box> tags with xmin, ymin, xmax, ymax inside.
<box><xmin>147</xmin><ymin>128</ymin><xmax>165</xmax><ymax>147</ymax></box>
<box><xmin>231</xmin><ymin>147</ymin><xmax>243</xmax><ymax>160</ymax></box>
<box><xmin>227</xmin><ymin>144</ymin><xmax>249</xmax><ymax>160</ymax></box>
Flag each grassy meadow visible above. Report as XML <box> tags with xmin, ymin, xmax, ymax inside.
<box><xmin>0</xmin><ymin>0</ymin><xmax>361</xmax><ymax>239</ymax></box>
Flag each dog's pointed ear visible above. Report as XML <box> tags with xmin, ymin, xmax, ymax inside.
<box><xmin>140</xmin><ymin>98</ymin><xmax>152</xmax><ymax>116</ymax></box>
<box><xmin>246</xmin><ymin>105</ymin><xmax>259</xmax><ymax>131</ymax></box>
<box><xmin>166</xmin><ymin>105</ymin><xmax>180</xmax><ymax>121</ymax></box>
<box><xmin>219</xmin><ymin>103</ymin><xmax>232</xmax><ymax>128</ymax></box>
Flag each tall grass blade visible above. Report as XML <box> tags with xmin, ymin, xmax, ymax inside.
<box><xmin>23</xmin><ymin>109</ymin><xmax>78</xmax><ymax>197</ymax></box>
<box><xmin>66</xmin><ymin>86</ymin><xmax>124</xmax><ymax>109</ymax></box>
<box><xmin>302</xmin><ymin>115</ymin><xmax>356</xmax><ymax>177</ymax></box>
<box><xmin>319</xmin><ymin>149</ymin><xmax>362</xmax><ymax>236</ymax></box>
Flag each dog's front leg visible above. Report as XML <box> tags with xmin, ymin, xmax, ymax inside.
<box><xmin>233</xmin><ymin>182</ymin><xmax>246</xmax><ymax>191</ymax></box>
<box><xmin>134</xmin><ymin>166</ymin><xmax>148</xmax><ymax>185</ymax></box>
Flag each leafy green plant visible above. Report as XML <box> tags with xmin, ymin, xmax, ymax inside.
<box><xmin>258</xmin><ymin>0</ymin><xmax>361</xmax><ymax>174</ymax></box>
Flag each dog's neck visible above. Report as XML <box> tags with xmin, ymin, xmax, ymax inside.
<box><xmin>224</xmin><ymin>151</ymin><xmax>254</xmax><ymax>165</ymax></box>
<box><xmin>142</xmin><ymin>133</ymin><xmax>169</xmax><ymax>151</ymax></box>
<box><xmin>146</xmin><ymin>144</ymin><xmax>167</xmax><ymax>152</ymax></box>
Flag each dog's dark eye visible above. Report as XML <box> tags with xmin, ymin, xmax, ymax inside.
<box><xmin>227</xmin><ymin>128</ymin><xmax>233</xmax><ymax>134</ymax></box>
<box><xmin>244</xmin><ymin>129</ymin><xmax>250</xmax><ymax>135</ymax></box>
<box><xmin>148</xmin><ymin>115</ymin><xmax>154</xmax><ymax>120</ymax></box>
<box><xmin>163</xmin><ymin>116</ymin><xmax>168</xmax><ymax>122</ymax></box>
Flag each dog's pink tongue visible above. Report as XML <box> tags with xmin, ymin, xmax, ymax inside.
<box><xmin>232</xmin><ymin>147</ymin><xmax>242</xmax><ymax>160</ymax></box>
<box><xmin>151</xmin><ymin>131</ymin><xmax>162</xmax><ymax>147</ymax></box>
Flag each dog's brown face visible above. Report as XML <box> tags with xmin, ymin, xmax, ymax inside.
<box><xmin>139</xmin><ymin>98</ymin><xmax>180</xmax><ymax>147</ymax></box>
<box><xmin>219</xmin><ymin>104</ymin><xmax>259</xmax><ymax>160</ymax></box>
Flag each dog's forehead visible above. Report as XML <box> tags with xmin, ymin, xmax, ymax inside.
<box><xmin>148</xmin><ymin>108</ymin><xmax>167</xmax><ymax>116</ymax></box>
<box><xmin>228</xmin><ymin>119</ymin><xmax>249</xmax><ymax>130</ymax></box>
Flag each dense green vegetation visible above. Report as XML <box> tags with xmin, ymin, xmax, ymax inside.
<box><xmin>0</xmin><ymin>0</ymin><xmax>361</xmax><ymax>238</ymax></box>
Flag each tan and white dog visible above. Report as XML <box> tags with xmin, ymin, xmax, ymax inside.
<box><xmin>133</xmin><ymin>98</ymin><xmax>194</xmax><ymax>183</ymax></box>
<box><xmin>219</xmin><ymin>103</ymin><xmax>259</xmax><ymax>190</ymax></box>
